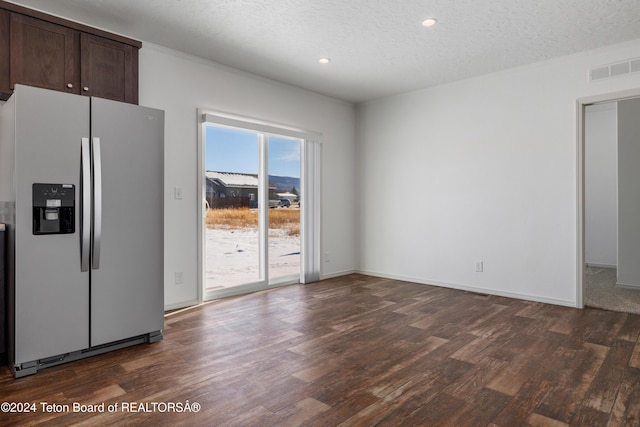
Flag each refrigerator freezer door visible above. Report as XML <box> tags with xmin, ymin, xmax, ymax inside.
<box><xmin>13</xmin><ymin>85</ymin><xmax>91</xmax><ymax>363</ymax></box>
<box><xmin>89</xmin><ymin>97</ymin><xmax>164</xmax><ymax>347</ymax></box>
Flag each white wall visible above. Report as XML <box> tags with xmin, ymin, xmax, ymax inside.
<box><xmin>584</xmin><ymin>102</ymin><xmax>617</xmax><ymax>267</ymax></box>
<box><xmin>356</xmin><ymin>39</ymin><xmax>640</xmax><ymax>307</ymax></box>
<box><xmin>138</xmin><ymin>45</ymin><xmax>356</xmax><ymax>309</ymax></box>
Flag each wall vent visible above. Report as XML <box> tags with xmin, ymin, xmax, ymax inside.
<box><xmin>590</xmin><ymin>66</ymin><xmax>610</xmax><ymax>80</ymax></box>
<box><xmin>590</xmin><ymin>57</ymin><xmax>640</xmax><ymax>81</ymax></box>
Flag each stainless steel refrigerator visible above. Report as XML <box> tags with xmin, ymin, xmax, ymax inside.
<box><xmin>0</xmin><ymin>84</ymin><xmax>164</xmax><ymax>378</ymax></box>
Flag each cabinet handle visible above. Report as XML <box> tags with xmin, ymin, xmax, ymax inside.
<box><xmin>83</xmin><ymin>86</ymin><xmax>89</xmax><ymax>92</ymax></box>
<box><xmin>67</xmin><ymin>83</ymin><xmax>73</xmax><ymax>88</ymax></box>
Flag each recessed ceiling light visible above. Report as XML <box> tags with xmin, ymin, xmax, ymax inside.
<box><xmin>318</xmin><ymin>58</ymin><xmax>331</xmax><ymax>64</ymax></box>
<box><xmin>422</xmin><ymin>18</ymin><xmax>437</xmax><ymax>27</ymax></box>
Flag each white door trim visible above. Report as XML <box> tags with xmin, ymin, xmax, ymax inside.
<box><xmin>197</xmin><ymin>109</ymin><xmax>322</xmax><ymax>302</ymax></box>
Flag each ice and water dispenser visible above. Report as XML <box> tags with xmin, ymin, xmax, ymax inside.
<box><xmin>32</xmin><ymin>183</ymin><xmax>75</xmax><ymax>235</ymax></box>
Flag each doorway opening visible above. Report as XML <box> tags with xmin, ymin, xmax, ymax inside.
<box><xmin>197</xmin><ymin>111</ymin><xmax>321</xmax><ymax>302</ymax></box>
<box><xmin>578</xmin><ymin>89</ymin><xmax>640</xmax><ymax>313</ymax></box>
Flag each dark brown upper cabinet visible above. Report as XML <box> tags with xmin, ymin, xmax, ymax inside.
<box><xmin>9</xmin><ymin>13</ymin><xmax>79</xmax><ymax>96</ymax></box>
<box><xmin>81</xmin><ymin>33</ymin><xmax>138</xmax><ymax>104</ymax></box>
<box><xmin>0</xmin><ymin>1</ymin><xmax>140</xmax><ymax>104</ymax></box>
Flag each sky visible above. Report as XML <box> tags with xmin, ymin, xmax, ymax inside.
<box><xmin>205</xmin><ymin>125</ymin><xmax>301</xmax><ymax>178</ymax></box>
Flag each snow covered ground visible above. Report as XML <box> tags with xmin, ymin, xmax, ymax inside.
<box><xmin>205</xmin><ymin>228</ymin><xmax>300</xmax><ymax>289</ymax></box>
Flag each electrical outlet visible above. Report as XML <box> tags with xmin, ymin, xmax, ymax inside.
<box><xmin>174</xmin><ymin>186</ymin><xmax>183</xmax><ymax>200</ymax></box>
<box><xmin>175</xmin><ymin>271</ymin><xmax>184</xmax><ymax>285</ymax></box>
<box><xmin>475</xmin><ymin>261</ymin><xmax>483</xmax><ymax>273</ymax></box>
<box><xmin>324</xmin><ymin>252</ymin><xmax>330</xmax><ymax>263</ymax></box>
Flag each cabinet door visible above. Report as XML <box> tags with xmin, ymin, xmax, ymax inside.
<box><xmin>81</xmin><ymin>33</ymin><xmax>138</xmax><ymax>104</ymax></box>
<box><xmin>9</xmin><ymin>13</ymin><xmax>79</xmax><ymax>94</ymax></box>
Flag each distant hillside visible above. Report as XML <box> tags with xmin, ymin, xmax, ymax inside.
<box><xmin>269</xmin><ymin>175</ymin><xmax>300</xmax><ymax>193</ymax></box>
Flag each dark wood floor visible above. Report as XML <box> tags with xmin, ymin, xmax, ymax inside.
<box><xmin>1</xmin><ymin>274</ymin><xmax>640</xmax><ymax>426</ymax></box>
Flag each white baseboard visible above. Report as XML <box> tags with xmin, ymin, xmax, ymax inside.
<box><xmin>164</xmin><ymin>299</ymin><xmax>199</xmax><ymax>312</ymax></box>
<box><xmin>320</xmin><ymin>269</ymin><xmax>358</xmax><ymax>280</ymax></box>
<box><xmin>616</xmin><ymin>282</ymin><xmax>640</xmax><ymax>290</ymax></box>
<box><xmin>586</xmin><ymin>263</ymin><xmax>617</xmax><ymax>269</ymax></box>
<box><xmin>356</xmin><ymin>269</ymin><xmax>579</xmax><ymax>308</ymax></box>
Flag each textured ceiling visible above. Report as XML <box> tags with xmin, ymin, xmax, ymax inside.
<box><xmin>7</xmin><ymin>0</ymin><xmax>640</xmax><ymax>103</ymax></box>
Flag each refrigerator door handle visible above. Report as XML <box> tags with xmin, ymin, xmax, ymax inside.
<box><xmin>81</xmin><ymin>138</ymin><xmax>91</xmax><ymax>272</ymax></box>
<box><xmin>92</xmin><ymin>137</ymin><xmax>102</xmax><ymax>269</ymax></box>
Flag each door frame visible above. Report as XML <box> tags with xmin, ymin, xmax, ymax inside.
<box><xmin>196</xmin><ymin>109</ymin><xmax>322</xmax><ymax>303</ymax></box>
<box><xmin>576</xmin><ymin>87</ymin><xmax>640</xmax><ymax>308</ymax></box>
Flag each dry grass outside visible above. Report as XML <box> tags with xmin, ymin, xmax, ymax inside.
<box><xmin>207</xmin><ymin>207</ymin><xmax>300</xmax><ymax>236</ymax></box>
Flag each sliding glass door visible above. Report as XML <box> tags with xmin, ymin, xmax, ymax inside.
<box><xmin>268</xmin><ymin>136</ymin><xmax>301</xmax><ymax>284</ymax></box>
<box><xmin>203</xmin><ymin>123</ymin><xmax>303</xmax><ymax>299</ymax></box>
<box><xmin>205</xmin><ymin>126</ymin><xmax>262</xmax><ymax>290</ymax></box>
